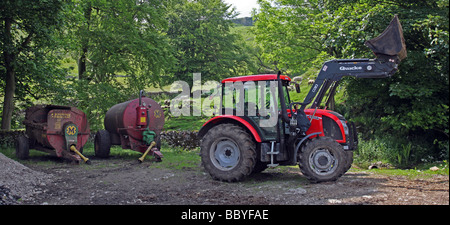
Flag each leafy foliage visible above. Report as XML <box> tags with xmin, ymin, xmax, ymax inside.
<box><xmin>1</xmin><ymin>0</ymin><xmax>67</xmax><ymax>130</ymax></box>
<box><xmin>64</xmin><ymin>0</ymin><xmax>174</xmax><ymax>86</ymax></box>
<box><xmin>53</xmin><ymin>79</ymin><xmax>130</xmax><ymax>132</ymax></box>
<box><xmin>166</xmin><ymin>0</ymin><xmax>256</xmax><ymax>86</ymax></box>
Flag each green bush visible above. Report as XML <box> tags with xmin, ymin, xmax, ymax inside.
<box><xmin>355</xmin><ymin>135</ymin><xmax>396</xmax><ymax>164</ymax></box>
<box><xmin>0</xmin><ymin>130</ymin><xmax>24</xmax><ymax>148</ymax></box>
<box><xmin>354</xmin><ymin>132</ymin><xmax>447</xmax><ymax>169</ymax></box>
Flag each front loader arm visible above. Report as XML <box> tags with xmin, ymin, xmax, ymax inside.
<box><xmin>300</xmin><ymin>14</ymin><xmax>406</xmax><ymax>111</ymax></box>
<box><xmin>300</xmin><ymin>57</ymin><xmax>399</xmax><ymax>110</ymax></box>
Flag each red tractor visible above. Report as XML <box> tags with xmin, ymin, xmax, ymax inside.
<box><xmin>198</xmin><ymin>15</ymin><xmax>407</xmax><ymax>182</ymax></box>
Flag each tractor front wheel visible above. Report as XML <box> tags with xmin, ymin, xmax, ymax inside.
<box><xmin>200</xmin><ymin>124</ymin><xmax>256</xmax><ymax>182</ymax></box>
<box><xmin>299</xmin><ymin>136</ymin><xmax>347</xmax><ymax>183</ymax></box>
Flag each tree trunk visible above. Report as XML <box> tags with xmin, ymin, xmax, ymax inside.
<box><xmin>1</xmin><ymin>18</ymin><xmax>15</xmax><ymax>130</ymax></box>
<box><xmin>78</xmin><ymin>47</ymin><xmax>87</xmax><ymax>79</ymax></box>
<box><xmin>78</xmin><ymin>4</ymin><xmax>92</xmax><ymax>80</ymax></box>
<box><xmin>1</xmin><ymin>69</ymin><xmax>16</xmax><ymax>130</ymax></box>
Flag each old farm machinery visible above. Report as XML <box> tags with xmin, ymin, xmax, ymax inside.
<box><xmin>94</xmin><ymin>90</ymin><xmax>165</xmax><ymax>162</ymax></box>
<box><xmin>16</xmin><ymin>105</ymin><xmax>91</xmax><ymax>164</ymax></box>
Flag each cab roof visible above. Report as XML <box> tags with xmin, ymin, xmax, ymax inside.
<box><xmin>221</xmin><ymin>74</ymin><xmax>291</xmax><ymax>83</ymax></box>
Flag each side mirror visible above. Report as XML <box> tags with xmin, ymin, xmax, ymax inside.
<box><xmin>295</xmin><ymin>83</ymin><xmax>301</xmax><ymax>93</ymax></box>
<box><xmin>292</xmin><ymin>76</ymin><xmax>302</xmax><ymax>93</ymax></box>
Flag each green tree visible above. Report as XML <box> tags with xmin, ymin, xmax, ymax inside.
<box><xmin>166</xmin><ymin>0</ymin><xmax>248</xmax><ymax>86</ymax></box>
<box><xmin>54</xmin><ymin>0</ymin><xmax>177</xmax><ymax>131</ymax></box>
<box><xmin>1</xmin><ymin>0</ymin><xmax>66</xmax><ymax>130</ymax></box>
<box><xmin>253</xmin><ymin>0</ymin><xmax>332</xmax><ymax>75</ymax></box>
<box><xmin>230</xmin><ymin>25</ymin><xmax>261</xmax><ymax>75</ymax></box>
<box><xmin>64</xmin><ymin>0</ymin><xmax>174</xmax><ymax>88</ymax></box>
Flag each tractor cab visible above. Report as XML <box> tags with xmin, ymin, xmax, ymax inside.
<box><xmin>219</xmin><ymin>74</ymin><xmax>291</xmax><ymax>142</ymax></box>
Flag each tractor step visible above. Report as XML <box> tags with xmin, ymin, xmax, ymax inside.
<box><xmin>268</xmin><ymin>141</ymin><xmax>279</xmax><ymax>168</ymax></box>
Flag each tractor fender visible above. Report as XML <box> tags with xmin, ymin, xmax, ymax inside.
<box><xmin>293</xmin><ymin>132</ymin><xmax>322</xmax><ymax>162</ymax></box>
<box><xmin>198</xmin><ymin>115</ymin><xmax>262</xmax><ymax>142</ymax></box>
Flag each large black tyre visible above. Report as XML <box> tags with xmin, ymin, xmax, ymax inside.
<box><xmin>252</xmin><ymin>160</ymin><xmax>268</xmax><ymax>174</ymax></box>
<box><xmin>94</xmin><ymin>130</ymin><xmax>111</xmax><ymax>158</ymax></box>
<box><xmin>200</xmin><ymin>124</ymin><xmax>256</xmax><ymax>182</ymax></box>
<box><xmin>15</xmin><ymin>135</ymin><xmax>29</xmax><ymax>160</ymax></box>
<box><xmin>343</xmin><ymin>151</ymin><xmax>353</xmax><ymax>173</ymax></box>
<box><xmin>299</xmin><ymin>136</ymin><xmax>347</xmax><ymax>183</ymax></box>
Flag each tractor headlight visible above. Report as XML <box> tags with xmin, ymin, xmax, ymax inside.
<box><xmin>340</xmin><ymin>120</ymin><xmax>349</xmax><ymax>136</ymax></box>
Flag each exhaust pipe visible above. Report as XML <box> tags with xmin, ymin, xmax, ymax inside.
<box><xmin>277</xmin><ymin>71</ymin><xmax>290</xmax><ymax>123</ymax></box>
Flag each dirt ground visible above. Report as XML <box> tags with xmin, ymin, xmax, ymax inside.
<box><xmin>7</xmin><ymin>155</ymin><xmax>446</xmax><ymax>205</ymax></box>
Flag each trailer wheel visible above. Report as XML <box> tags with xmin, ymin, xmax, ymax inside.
<box><xmin>94</xmin><ymin>130</ymin><xmax>111</xmax><ymax>158</ymax></box>
<box><xmin>299</xmin><ymin>136</ymin><xmax>346</xmax><ymax>183</ymax></box>
<box><xmin>15</xmin><ymin>135</ymin><xmax>30</xmax><ymax>160</ymax></box>
<box><xmin>200</xmin><ymin>124</ymin><xmax>256</xmax><ymax>182</ymax></box>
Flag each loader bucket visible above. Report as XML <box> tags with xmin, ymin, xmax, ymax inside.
<box><xmin>365</xmin><ymin>15</ymin><xmax>407</xmax><ymax>61</ymax></box>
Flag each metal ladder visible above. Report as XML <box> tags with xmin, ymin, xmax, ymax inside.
<box><xmin>267</xmin><ymin>141</ymin><xmax>279</xmax><ymax>168</ymax></box>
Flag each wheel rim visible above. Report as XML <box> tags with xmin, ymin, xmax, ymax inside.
<box><xmin>210</xmin><ymin>138</ymin><xmax>240</xmax><ymax>171</ymax></box>
<box><xmin>309</xmin><ymin>148</ymin><xmax>338</xmax><ymax>176</ymax></box>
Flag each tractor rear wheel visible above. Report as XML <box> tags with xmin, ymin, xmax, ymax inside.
<box><xmin>252</xmin><ymin>160</ymin><xmax>268</xmax><ymax>174</ymax></box>
<box><xmin>200</xmin><ymin>124</ymin><xmax>256</xmax><ymax>182</ymax></box>
<box><xmin>94</xmin><ymin>130</ymin><xmax>111</xmax><ymax>158</ymax></box>
<box><xmin>298</xmin><ymin>136</ymin><xmax>347</xmax><ymax>183</ymax></box>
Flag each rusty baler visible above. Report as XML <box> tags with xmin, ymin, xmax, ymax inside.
<box><xmin>94</xmin><ymin>90</ymin><xmax>165</xmax><ymax>162</ymax></box>
<box><xmin>16</xmin><ymin>105</ymin><xmax>91</xmax><ymax>164</ymax></box>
